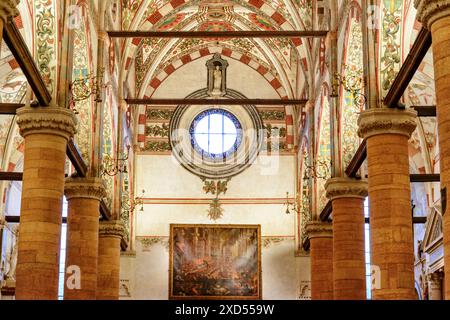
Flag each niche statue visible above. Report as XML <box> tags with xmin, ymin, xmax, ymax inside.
<box><xmin>206</xmin><ymin>53</ymin><xmax>229</xmax><ymax>97</ymax></box>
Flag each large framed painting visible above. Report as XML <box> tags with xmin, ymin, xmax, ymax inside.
<box><xmin>169</xmin><ymin>224</ymin><xmax>262</xmax><ymax>300</ymax></box>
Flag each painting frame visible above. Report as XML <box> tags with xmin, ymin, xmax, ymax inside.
<box><xmin>169</xmin><ymin>224</ymin><xmax>262</xmax><ymax>300</ymax></box>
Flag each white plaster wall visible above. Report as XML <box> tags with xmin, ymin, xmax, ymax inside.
<box><xmin>152</xmin><ymin>55</ymin><xmax>279</xmax><ymax>99</ymax></box>
<box><xmin>120</xmin><ymin>53</ymin><xmax>309</xmax><ymax>300</ymax></box>
<box><xmin>120</xmin><ymin>154</ymin><xmax>310</xmax><ymax>300</ymax></box>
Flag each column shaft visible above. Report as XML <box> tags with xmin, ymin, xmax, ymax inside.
<box><xmin>64</xmin><ymin>178</ymin><xmax>105</xmax><ymax>300</ymax></box>
<box><xmin>358</xmin><ymin>108</ymin><xmax>417</xmax><ymax>300</ymax></box>
<box><xmin>97</xmin><ymin>221</ymin><xmax>125</xmax><ymax>300</ymax></box>
<box><xmin>15</xmin><ymin>106</ymin><xmax>77</xmax><ymax>300</ymax></box>
<box><xmin>306</xmin><ymin>221</ymin><xmax>333</xmax><ymax>300</ymax></box>
<box><xmin>326</xmin><ymin>178</ymin><xmax>367</xmax><ymax>300</ymax></box>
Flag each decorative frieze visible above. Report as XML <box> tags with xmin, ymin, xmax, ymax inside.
<box><xmin>64</xmin><ymin>177</ymin><xmax>106</xmax><ymax>201</ymax></box>
<box><xmin>414</xmin><ymin>0</ymin><xmax>450</xmax><ymax>29</ymax></box>
<box><xmin>16</xmin><ymin>106</ymin><xmax>77</xmax><ymax>140</ymax></box>
<box><xmin>305</xmin><ymin>221</ymin><xmax>333</xmax><ymax>239</ymax></box>
<box><xmin>357</xmin><ymin>108</ymin><xmax>417</xmax><ymax>140</ymax></box>
<box><xmin>325</xmin><ymin>177</ymin><xmax>368</xmax><ymax>200</ymax></box>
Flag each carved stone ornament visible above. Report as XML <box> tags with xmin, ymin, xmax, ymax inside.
<box><xmin>0</xmin><ymin>0</ymin><xmax>19</xmax><ymax>22</ymax></box>
<box><xmin>64</xmin><ymin>177</ymin><xmax>106</xmax><ymax>201</ymax></box>
<box><xmin>305</xmin><ymin>221</ymin><xmax>333</xmax><ymax>239</ymax></box>
<box><xmin>414</xmin><ymin>0</ymin><xmax>450</xmax><ymax>29</ymax></box>
<box><xmin>325</xmin><ymin>177</ymin><xmax>368</xmax><ymax>200</ymax></box>
<box><xmin>357</xmin><ymin>108</ymin><xmax>417</xmax><ymax>140</ymax></box>
<box><xmin>99</xmin><ymin>220</ymin><xmax>126</xmax><ymax>239</ymax></box>
<box><xmin>16</xmin><ymin>105</ymin><xmax>77</xmax><ymax>140</ymax></box>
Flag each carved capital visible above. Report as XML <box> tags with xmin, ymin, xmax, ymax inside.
<box><xmin>16</xmin><ymin>106</ymin><xmax>77</xmax><ymax>140</ymax></box>
<box><xmin>357</xmin><ymin>108</ymin><xmax>417</xmax><ymax>140</ymax></box>
<box><xmin>0</xmin><ymin>0</ymin><xmax>19</xmax><ymax>22</ymax></box>
<box><xmin>305</xmin><ymin>221</ymin><xmax>333</xmax><ymax>239</ymax></box>
<box><xmin>99</xmin><ymin>220</ymin><xmax>126</xmax><ymax>239</ymax></box>
<box><xmin>415</xmin><ymin>0</ymin><xmax>450</xmax><ymax>29</ymax></box>
<box><xmin>65</xmin><ymin>177</ymin><xmax>106</xmax><ymax>201</ymax></box>
<box><xmin>427</xmin><ymin>272</ymin><xmax>444</xmax><ymax>283</ymax></box>
<box><xmin>325</xmin><ymin>177</ymin><xmax>368</xmax><ymax>200</ymax></box>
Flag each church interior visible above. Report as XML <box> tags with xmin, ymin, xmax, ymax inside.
<box><xmin>0</xmin><ymin>0</ymin><xmax>448</xmax><ymax>301</ymax></box>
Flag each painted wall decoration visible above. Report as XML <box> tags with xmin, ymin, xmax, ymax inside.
<box><xmin>316</xmin><ymin>93</ymin><xmax>331</xmax><ymax>213</ymax></box>
<box><xmin>169</xmin><ymin>224</ymin><xmax>262</xmax><ymax>300</ymax></box>
<box><xmin>34</xmin><ymin>0</ymin><xmax>58</xmax><ymax>95</ymax></box>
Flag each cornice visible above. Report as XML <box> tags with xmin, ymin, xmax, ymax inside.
<box><xmin>16</xmin><ymin>106</ymin><xmax>77</xmax><ymax>140</ymax></box>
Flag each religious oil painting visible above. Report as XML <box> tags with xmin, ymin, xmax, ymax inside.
<box><xmin>169</xmin><ymin>224</ymin><xmax>262</xmax><ymax>300</ymax></box>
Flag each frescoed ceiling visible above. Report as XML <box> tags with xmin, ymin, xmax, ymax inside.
<box><xmin>125</xmin><ymin>0</ymin><xmax>314</xmax><ymax>97</ymax></box>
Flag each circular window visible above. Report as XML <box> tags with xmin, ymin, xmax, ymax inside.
<box><xmin>190</xmin><ymin>109</ymin><xmax>242</xmax><ymax>160</ymax></box>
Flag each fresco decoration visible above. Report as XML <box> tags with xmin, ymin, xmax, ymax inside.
<box><xmin>380</xmin><ymin>0</ymin><xmax>403</xmax><ymax>95</ymax></box>
<box><xmin>316</xmin><ymin>94</ymin><xmax>331</xmax><ymax>214</ymax></box>
<box><xmin>121</xmin><ymin>0</ymin><xmax>144</xmax><ymax>30</ymax></box>
<box><xmin>34</xmin><ymin>0</ymin><xmax>57</xmax><ymax>95</ymax></box>
<box><xmin>341</xmin><ymin>19</ymin><xmax>363</xmax><ymax>169</ymax></box>
<box><xmin>144</xmin><ymin>141</ymin><xmax>171</xmax><ymax>152</ymax></box>
<box><xmin>169</xmin><ymin>224</ymin><xmax>261</xmax><ymax>300</ymax></box>
<box><xmin>293</xmin><ymin>0</ymin><xmax>313</xmax><ymax>30</ymax></box>
<box><xmin>72</xmin><ymin>21</ymin><xmax>92</xmax><ymax>167</ymax></box>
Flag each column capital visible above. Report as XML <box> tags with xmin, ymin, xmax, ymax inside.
<box><xmin>357</xmin><ymin>108</ymin><xmax>417</xmax><ymax>140</ymax></box>
<box><xmin>0</xmin><ymin>215</ymin><xmax>5</xmax><ymax>230</ymax></box>
<box><xmin>0</xmin><ymin>0</ymin><xmax>19</xmax><ymax>22</ymax></box>
<box><xmin>65</xmin><ymin>177</ymin><xmax>106</xmax><ymax>201</ymax></box>
<box><xmin>414</xmin><ymin>0</ymin><xmax>450</xmax><ymax>29</ymax></box>
<box><xmin>16</xmin><ymin>105</ymin><xmax>77</xmax><ymax>140</ymax></box>
<box><xmin>306</xmin><ymin>221</ymin><xmax>333</xmax><ymax>239</ymax></box>
<box><xmin>325</xmin><ymin>177</ymin><xmax>368</xmax><ymax>200</ymax></box>
<box><xmin>427</xmin><ymin>272</ymin><xmax>444</xmax><ymax>283</ymax></box>
<box><xmin>99</xmin><ymin>220</ymin><xmax>126</xmax><ymax>239</ymax></box>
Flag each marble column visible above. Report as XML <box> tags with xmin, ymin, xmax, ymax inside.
<box><xmin>0</xmin><ymin>0</ymin><xmax>19</xmax><ymax>43</ymax></box>
<box><xmin>415</xmin><ymin>0</ymin><xmax>450</xmax><ymax>300</ymax></box>
<box><xmin>64</xmin><ymin>177</ymin><xmax>105</xmax><ymax>300</ymax></box>
<box><xmin>97</xmin><ymin>220</ymin><xmax>125</xmax><ymax>300</ymax></box>
<box><xmin>325</xmin><ymin>177</ymin><xmax>367</xmax><ymax>300</ymax></box>
<box><xmin>15</xmin><ymin>106</ymin><xmax>77</xmax><ymax>300</ymax></box>
<box><xmin>306</xmin><ymin>221</ymin><xmax>333</xmax><ymax>300</ymax></box>
<box><xmin>428</xmin><ymin>272</ymin><xmax>443</xmax><ymax>300</ymax></box>
<box><xmin>358</xmin><ymin>108</ymin><xmax>417</xmax><ymax>300</ymax></box>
